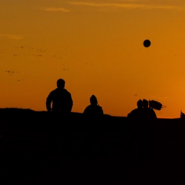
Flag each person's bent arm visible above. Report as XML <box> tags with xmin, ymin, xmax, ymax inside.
<box><xmin>152</xmin><ymin>110</ymin><xmax>157</xmax><ymax>119</ymax></box>
<box><xmin>100</xmin><ymin>107</ymin><xmax>104</xmax><ymax>115</ymax></box>
<box><xmin>68</xmin><ymin>93</ymin><xmax>73</xmax><ymax>112</ymax></box>
<box><xmin>46</xmin><ymin>92</ymin><xmax>52</xmax><ymax>111</ymax></box>
<box><xmin>154</xmin><ymin>113</ymin><xmax>157</xmax><ymax>119</ymax></box>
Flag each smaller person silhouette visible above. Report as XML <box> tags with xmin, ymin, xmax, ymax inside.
<box><xmin>83</xmin><ymin>95</ymin><xmax>103</xmax><ymax>117</ymax></box>
<box><xmin>83</xmin><ymin>95</ymin><xmax>103</xmax><ymax>151</ymax></box>
<box><xmin>143</xmin><ymin>99</ymin><xmax>157</xmax><ymax>121</ymax></box>
<box><xmin>142</xmin><ymin>99</ymin><xmax>156</xmax><ymax>161</ymax></box>
<box><xmin>127</xmin><ymin>99</ymin><xmax>144</xmax><ymax>159</ymax></box>
<box><xmin>127</xmin><ymin>99</ymin><xmax>143</xmax><ymax>120</ymax></box>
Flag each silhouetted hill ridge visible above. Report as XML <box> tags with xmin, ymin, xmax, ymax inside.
<box><xmin>0</xmin><ymin>108</ymin><xmax>185</xmax><ymax>184</ymax></box>
<box><xmin>0</xmin><ymin>107</ymin><xmax>180</xmax><ymax>120</ymax></box>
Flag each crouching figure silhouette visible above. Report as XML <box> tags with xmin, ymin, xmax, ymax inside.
<box><xmin>83</xmin><ymin>95</ymin><xmax>103</xmax><ymax>117</ymax></box>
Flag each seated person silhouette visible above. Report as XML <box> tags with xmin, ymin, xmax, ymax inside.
<box><xmin>142</xmin><ymin>99</ymin><xmax>156</xmax><ymax>160</ymax></box>
<box><xmin>127</xmin><ymin>99</ymin><xmax>143</xmax><ymax>120</ymax></box>
<box><xmin>127</xmin><ymin>99</ymin><xmax>144</xmax><ymax>157</ymax></box>
<box><xmin>83</xmin><ymin>95</ymin><xmax>103</xmax><ymax>117</ymax></box>
<box><xmin>143</xmin><ymin>99</ymin><xmax>157</xmax><ymax>121</ymax></box>
<box><xmin>46</xmin><ymin>79</ymin><xmax>73</xmax><ymax>114</ymax></box>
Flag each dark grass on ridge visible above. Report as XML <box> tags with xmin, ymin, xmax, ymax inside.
<box><xmin>0</xmin><ymin>108</ymin><xmax>185</xmax><ymax>185</ymax></box>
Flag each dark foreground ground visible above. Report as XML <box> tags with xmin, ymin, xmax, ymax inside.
<box><xmin>0</xmin><ymin>108</ymin><xmax>185</xmax><ymax>185</ymax></box>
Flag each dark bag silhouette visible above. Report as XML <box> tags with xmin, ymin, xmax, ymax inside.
<box><xmin>149</xmin><ymin>100</ymin><xmax>163</xmax><ymax>110</ymax></box>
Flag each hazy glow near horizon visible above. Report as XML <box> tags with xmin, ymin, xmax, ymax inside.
<box><xmin>1</xmin><ymin>0</ymin><xmax>185</xmax><ymax>118</ymax></box>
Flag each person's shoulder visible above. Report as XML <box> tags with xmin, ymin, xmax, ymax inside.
<box><xmin>86</xmin><ymin>105</ymin><xmax>91</xmax><ymax>109</ymax></box>
<box><xmin>63</xmin><ymin>89</ymin><xmax>71</xmax><ymax>95</ymax></box>
<box><xmin>83</xmin><ymin>105</ymin><xmax>91</xmax><ymax>113</ymax></box>
<box><xmin>49</xmin><ymin>89</ymin><xmax>56</xmax><ymax>95</ymax></box>
<box><xmin>131</xmin><ymin>108</ymin><xmax>137</xmax><ymax>113</ymax></box>
<box><xmin>98</xmin><ymin>106</ymin><xmax>103</xmax><ymax>114</ymax></box>
<box><xmin>96</xmin><ymin>105</ymin><xmax>103</xmax><ymax>111</ymax></box>
<box><xmin>128</xmin><ymin>109</ymin><xmax>136</xmax><ymax>116</ymax></box>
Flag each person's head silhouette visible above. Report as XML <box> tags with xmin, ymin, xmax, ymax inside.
<box><xmin>143</xmin><ymin>99</ymin><xmax>149</xmax><ymax>108</ymax></box>
<box><xmin>90</xmin><ymin>95</ymin><xmax>98</xmax><ymax>105</ymax></box>
<box><xmin>57</xmin><ymin>79</ymin><xmax>65</xmax><ymax>89</ymax></box>
<box><xmin>137</xmin><ymin>99</ymin><xmax>143</xmax><ymax>109</ymax></box>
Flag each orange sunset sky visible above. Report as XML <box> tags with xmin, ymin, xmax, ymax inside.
<box><xmin>1</xmin><ymin>0</ymin><xmax>185</xmax><ymax>118</ymax></box>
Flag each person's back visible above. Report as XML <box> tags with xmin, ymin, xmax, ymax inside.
<box><xmin>143</xmin><ymin>99</ymin><xmax>157</xmax><ymax>122</ymax></box>
<box><xmin>83</xmin><ymin>95</ymin><xmax>103</xmax><ymax>118</ymax></box>
<box><xmin>46</xmin><ymin>79</ymin><xmax>73</xmax><ymax>114</ymax></box>
<box><xmin>127</xmin><ymin>99</ymin><xmax>144</xmax><ymax>121</ymax></box>
<box><xmin>127</xmin><ymin>108</ymin><xmax>143</xmax><ymax>120</ymax></box>
<box><xmin>84</xmin><ymin>104</ymin><xmax>103</xmax><ymax>116</ymax></box>
<box><xmin>148</xmin><ymin>108</ymin><xmax>157</xmax><ymax>120</ymax></box>
<box><xmin>127</xmin><ymin>100</ymin><xmax>144</xmax><ymax>158</ymax></box>
<box><xmin>48</xmin><ymin>88</ymin><xmax>72</xmax><ymax>112</ymax></box>
<box><xmin>127</xmin><ymin>99</ymin><xmax>145</xmax><ymax>138</ymax></box>
<box><xmin>142</xmin><ymin>99</ymin><xmax>156</xmax><ymax>161</ymax></box>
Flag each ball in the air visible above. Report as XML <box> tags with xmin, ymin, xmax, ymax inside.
<box><xmin>143</xmin><ymin>39</ymin><xmax>151</xmax><ymax>47</ymax></box>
